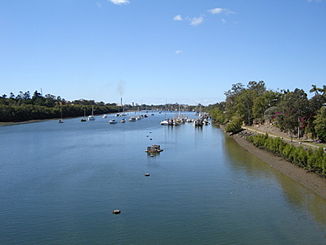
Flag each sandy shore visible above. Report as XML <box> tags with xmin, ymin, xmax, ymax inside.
<box><xmin>231</xmin><ymin>131</ymin><xmax>326</xmax><ymax>200</ymax></box>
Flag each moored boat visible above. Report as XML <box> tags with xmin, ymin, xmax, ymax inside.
<box><xmin>109</xmin><ymin>119</ymin><xmax>118</xmax><ymax>124</ymax></box>
<box><xmin>145</xmin><ymin>145</ymin><xmax>163</xmax><ymax>153</ymax></box>
<box><xmin>88</xmin><ymin>106</ymin><xmax>95</xmax><ymax>121</ymax></box>
<box><xmin>160</xmin><ymin>120</ymin><xmax>169</xmax><ymax>125</ymax></box>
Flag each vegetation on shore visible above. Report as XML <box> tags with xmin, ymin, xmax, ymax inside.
<box><xmin>0</xmin><ymin>90</ymin><xmax>199</xmax><ymax>122</ymax></box>
<box><xmin>0</xmin><ymin>91</ymin><xmax>120</xmax><ymax>122</ymax></box>
<box><xmin>207</xmin><ymin>81</ymin><xmax>326</xmax><ymax>178</ymax></box>
<box><xmin>207</xmin><ymin>81</ymin><xmax>326</xmax><ymax>142</ymax></box>
<box><xmin>248</xmin><ymin>134</ymin><xmax>326</xmax><ymax>177</ymax></box>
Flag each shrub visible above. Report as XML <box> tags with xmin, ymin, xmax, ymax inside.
<box><xmin>247</xmin><ymin>134</ymin><xmax>326</xmax><ymax>176</ymax></box>
<box><xmin>225</xmin><ymin>117</ymin><xmax>242</xmax><ymax>134</ymax></box>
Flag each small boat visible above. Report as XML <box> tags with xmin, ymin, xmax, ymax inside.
<box><xmin>81</xmin><ymin>108</ymin><xmax>87</xmax><ymax>122</ymax></box>
<box><xmin>102</xmin><ymin>114</ymin><xmax>108</xmax><ymax>119</ymax></box>
<box><xmin>160</xmin><ymin>120</ymin><xmax>169</xmax><ymax>125</ymax></box>
<box><xmin>59</xmin><ymin>107</ymin><xmax>64</xmax><ymax>123</ymax></box>
<box><xmin>173</xmin><ymin>121</ymin><xmax>181</xmax><ymax>126</ymax></box>
<box><xmin>112</xmin><ymin>209</ymin><xmax>121</xmax><ymax>215</ymax></box>
<box><xmin>88</xmin><ymin>106</ymin><xmax>95</xmax><ymax>121</ymax></box>
<box><xmin>109</xmin><ymin>119</ymin><xmax>118</xmax><ymax>124</ymax></box>
<box><xmin>120</xmin><ymin>119</ymin><xmax>126</xmax><ymax>123</ymax></box>
<box><xmin>129</xmin><ymin>117</ymin><xmax>136</xmax><ymax>122</ymax></box>
<box><xmin>145</xmin><ymin>145</ymin><xmax>164</xmax><ymax>153</ymax></box>
<box><xmin>194</xmin><ymin>119</ymin><xmax>203</xmax><ymax>127</ymax></box>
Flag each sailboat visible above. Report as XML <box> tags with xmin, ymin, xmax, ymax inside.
<box><xmin>58</xmin><ymin>107</ymin><xmax>64</xmax><ymax>123</ymax></box>
<box><xmin>88</xmin><ymin>106</ymin><xmax>95</xmax><ymax>121</ymax></box>
<box><xmin>81</xmin><ymin>108</ymin><xmax>87</xmax><ymax>122</ymax></box>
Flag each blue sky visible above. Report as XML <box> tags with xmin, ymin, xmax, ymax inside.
<box><xmin>0</xmin><ymin>0</ymin><xmax>325</xmax><ymax>105</ymax></box>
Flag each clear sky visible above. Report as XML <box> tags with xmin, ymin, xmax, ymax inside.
<box><xmin>0</xmin><ymin>0</ymin><xmax>325</xmax><ymax>105</ymax></box>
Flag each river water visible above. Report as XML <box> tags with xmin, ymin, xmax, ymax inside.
<box><xmin>0</xmin><ymin>112</ymin><xmax>325</xmax><ymax>245</ymax></box>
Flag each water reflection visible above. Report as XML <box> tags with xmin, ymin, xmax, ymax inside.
<box><xmin>224</xmin><ymin>135</ymin><xmax>326</xmax><ymax>225</ymax></box>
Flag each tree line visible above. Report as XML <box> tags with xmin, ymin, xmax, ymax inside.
<box><xmin>207</xmin><ymin>82</ymin><xmax>326</xmax><ymax>142</ymax></box>
<box><xmin>0</xmin><ymin>91</ymin><xmax>120</xmax><ymax>122</ymax></box>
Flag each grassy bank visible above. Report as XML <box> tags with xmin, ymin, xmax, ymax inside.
<box><xmin>247</xmin><ymin>133</ymin><xmax>326</xmax><ymax>177</ymax></box>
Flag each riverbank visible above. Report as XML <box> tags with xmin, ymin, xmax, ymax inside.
<box><xmin>228</xmin><ymin>129</ymin><xmax>326</xmax><ymax>200</ymax></box>
<box><xmin>0</xmin><ymin>110</ymin><xmax>141</xmax><ymax>127</ymax></box>
<box><xmin>0</xmin><ymin>117</ymin><xmax>83</xmax><ymax>126</ymax></box>
<box><xmin>0</xmin><ymin>119</ymin><xmax>55</xmax><ymax>126</ymax></box>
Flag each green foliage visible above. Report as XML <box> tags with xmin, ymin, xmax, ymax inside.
<box><xmin>225</xmin><ymin>117</ymin><xmax>242</xmax><ymax>134</ymax></box>
<box><xmin>0</xmin><ymin>90</ymin><xmax>120</xmax><ymax>122</ymax></box>
<box><xmin>0</xmin><ymin>104</ymin><xmax>120</xmax><ymax>122</ymax></box>
<box><xmin>252</xmin><ymin>91</ymin><xmax>280</xmax><ymax>120</ymax></box>
<box><xmin>314</xmin><ymin>107</ymin><xmax>326</xmax><ymax>142</ymax></box>
<box><xmin>248</xmin><ymin>134</ymin><xmax>326</xmax><ymax>176</ymax></box>
<box><xmin>207</xmin><ymin>83</ymin><xmax>325</xmax><ymax>142</ymax></box>
<box><xmin>208</xmin><ymin>108</ymin><xmax>226</xmax><ymax>124</ymax></box>
<box><xmin>276</xmin><ymin>89</ymin><xmax>311</xmax><ymax>135</ymax></box>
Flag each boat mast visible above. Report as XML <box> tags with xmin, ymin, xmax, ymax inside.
<box><xmin>121</xmin><ymin>97</ymin><xmax>124</xmax><ymax>113</ymax></box>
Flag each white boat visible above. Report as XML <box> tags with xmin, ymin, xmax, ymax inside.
<box><xmin>88</xmin><ymin>106</ymin><xmax>95</xmax><ymax>121</ymax></box>
<box><xmin>81</xmin><ymin>108</ymin><xmax>87</xmax><ymax>122</ymax></box>
<box><xmin>129</xmin><ymin>117</ymin><xmax>136</xmax><ymax>122</ymax></box>
<box><xmin>120</xmin><ymin>119</ymin><xmax>126</xmax><ymax>123</ymax></box>
<box><xmin>109</xmin><ymin>119</ymin><xmax>117</xmax><ymax>124</ymax></box>
<box><xmin>102</xmin><ymin>114</ymin><xmax>108</xmax><ymax>119</ymax></box>
<box><xmin>173</xmin><ymin>121</ymin><xmax>181</xmax><ymax>126</ymax></box>
<box><xmin>160</xmin><ymin>120</ymin><xmax>169</xmax><ymax>125</ymax></box>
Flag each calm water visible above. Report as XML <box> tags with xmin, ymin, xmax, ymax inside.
<box><xmin>0</xmin><ymin>112</ymin><xmax>325</xmax><ymax>245</ymax></box>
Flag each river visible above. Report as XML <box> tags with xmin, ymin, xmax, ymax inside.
<box><xmin>0</xmin><ymin>112</ymin><xmax>325</xmax><ymax>245</ymax></box>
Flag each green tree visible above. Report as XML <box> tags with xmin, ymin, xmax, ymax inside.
<box><xmin>276</xmin><ymin>89</ymin><xmax>310</xmax><ymax>136</ymax></box>
<box><xmin>314</xmin><ymin>107</ymin><xmax>326</xmax><ymax>142</ymax></box>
